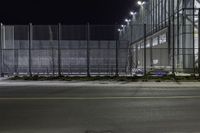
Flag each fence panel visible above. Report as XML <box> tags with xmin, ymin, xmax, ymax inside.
<box><xmin>1</xmin><ymin>24</ymin><xmax>199</xmax><ymax>77</ymax></box>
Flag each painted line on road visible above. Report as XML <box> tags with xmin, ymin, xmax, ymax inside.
<box><xmin>1</xmin><ymin>96</ymin><xmax>200</xmax><ymax>100</ymax></box>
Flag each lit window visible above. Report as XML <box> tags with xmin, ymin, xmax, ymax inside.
<box><xmin>146</xmin><ymin>43</ymin><xmax>150</xmax><ymax>48</ymax></box>
<box><xmin>138</xmin><ymin>45</ymin><xmax>140</xmax><ymax>50</ymax></box>
<box><xmin>153</xmin><ymin>37</ymin><xmax>158</xmax><ymax>46</ymax></box>
<box><xmin>195</xmin><ymin>1</ymin><xmax>200</xmax><ymax>8</ymax></box>
<box><xmin>153</xmin><ymin>59</ymin><xmax>159</xmax><ymax>65</ymax></box>
<box><xmin>159</xmin><ymin>34</ymin><xmax>166</xmax><ymax>44</ymax></box>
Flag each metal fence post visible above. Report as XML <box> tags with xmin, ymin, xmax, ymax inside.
<box><xmin>58</xmin><ymin>23</ymin><xmax>62</xmax><ymax>77</ymax></box>
<box><xmin>168</xmin><ymin>0</ymin><xmax>172</xmax><ymax>74</ymax></box>
<box><xmin>129</xmin><ymin>24</ymin><xmax>133</xmax><ymax>75</ymax></box>
<box><xmin>115</xmin><ymin>40</ymin><xmax>119</xmax><ymax>76</ymax></box>
<box><xmin>115</xmin><ymin>24</ymin><xmax>119</xmax><ymax>77</ymax></box>
<box><xmin>193</xmin><ymin>4</ymin><xmax>196</xmax><ymax>75</ymax></box>
<box><xmin>177</xmin><ymin>0</ymin><xmax>180</xmax><ymax>67</ymax></box>
<box><xmin>198</xmin><ymin>9</ymin><xmax>200</xmax><ymax>77</ymax></box>
<box><xmin>136</xmin><ymin>44</ymin><xmax>138</xmax><ymax>69</ymax></box>
<box><xmin>0</xmin><ymin>23</ymin><xmax>3</xmax><ymax>77</ymax></box>
<box><xmin>144</xmin><ymin>24</ymin><xmax>147</xmax><ymax>75</ymax></box>
<box><xmin>150</xmin><ymin>38</ymin><xmax>153</xmax><ymax>69</ymax></box>
<box><xmin>52</xmin><ymin>47</ymin><xmax>55</xmax><ymax>76</ymax></box>
<box><xmin>14</xmin><ymin>49</ymin><xmax>18</xmax><ymax>76</ymax></box>
<box><xmin>29</xmin><ymin>23</ymin><xmax>32</xmax><ymax>77</ymax></box>
<box><xmin>172</xmin><ymin>19</ymin><xmax>175</xmax><ymax>75</ymax></box>
<box><xmin>171</xmin><ymin>0</ymin><xmax>175</xmax><ymax>75</ymax></box>
<box><xmin>13</xmin><ymin>25</ymin><xmax>18</xmax><ymax>76</ymax></box>
<box><xmin>87</xmin><ymin>23</ymin><xmax>90</xmax><ymax>77</ymax></box>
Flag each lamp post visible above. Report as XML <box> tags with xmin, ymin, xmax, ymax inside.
<box><xmin>137</xmin><ymin>1</ymin><xmax>146</xmax><ymax>24</ymax></box>
<box><xmin>138</xmin><ymin>0</ymin><xmax>147</xmax><ymax>76</ymax></box>
<box><xmin>125</xmin><ymin>17</ymin><xmax>133</xmax><ymax>74</ymax></box>
<box><xmin>125</xmin><ymin>19</ymin><xmax>131</xmax><ymax>40</ymax></box>
<box><xmin>119</xmin><ymin>25</ymin><xmax>126</xmax><ymax>40</ymax></box>
<box><xmin>130</xmin><ymin>11</ymin><xmax>137</xmax><ymax>22</ymax></box>
<box><xmin>118</xmin><ymin>29</ymin><xmax>122</xmax><ymax>32</ymax></box>
<box><xmin>125</xmin><ymin>19</ymin><xmax>131</xmax><ymax>25</ymax></box>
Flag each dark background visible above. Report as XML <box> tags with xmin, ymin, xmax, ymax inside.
<box><xmin>0</xmin><ymin>0</ymin><xmax>138</xmax><ymax>25</ymax></box>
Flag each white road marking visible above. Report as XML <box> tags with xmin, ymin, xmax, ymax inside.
<box><xmin>0</xmin><ymin>96</ymin><xmax>200</xmax><ymax>100</ymax></box>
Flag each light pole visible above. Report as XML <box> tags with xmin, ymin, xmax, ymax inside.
<box><xmin>118</xmin><ymin>28</ymin><xmax>122</xmax><ymax>40</ymax></box>
<box><xmin>118</xmin><ymin>29</ymin><xmax>122</xmax><ymax>32</ymax></box>
<box><xmin>138</xmin><ymin>0</ymin><xmax>147</xmax><ymax>76</ymax></box>
<box><xmin>119</xmin><ymin>25</ymin><xmax>126</xmax><ymax>40</ymax></box>
<box><xmin>129</xmin><ymin>11</ymin><xmax>137</xmax><ymax>70</ymax></box>
<box><xmin>125</xmin><ymin>19</ymin><xmax>131</xmax><ymax>25</ymax></box>
<box><xmin>125</xmin><ymin>18</ymin><xmax>132</xmax><ymax>74</ymax></box>
<box><xmin>125</xmin><ymin>19</ymin><xmax>131</xmax><ymax>41</ymax></box>
<box><xmin>137</xmin><ymin>1</ymin><xmax>146</xmax><ymax>24</ymax></box>
<box><xmin>130</xmin><ymin>11</ymin><xmax>137</xmax><ymax>22</ymax></box>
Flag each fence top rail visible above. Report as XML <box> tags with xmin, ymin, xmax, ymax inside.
<box><xmin>2</xmin><ymin>24</ymin><xmax>120</xmax><ymax>27</ymax></box>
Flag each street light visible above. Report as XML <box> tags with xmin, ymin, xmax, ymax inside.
<box><xmin>137</xmin><ymin>1</ymin><xmax>145</xmax><ymax>6</ymax></box>
<box><xmin>121</xmin><ymin>24</ymin><xmax>126</xmax><ymax>32</ymax></box>
<box><xmin>118</xmin><ymin>28</ymin><xmax>122</xmax><ymax>32</ymax></box>
<box><xmin>137</xmin><ymin>0</ymin><xmax>147</xmax><ymax>75</ymax></box>
<box><xmin>130</xmin><ymin>11</ymin><xmax>137</xmax><ymax>16</ymax></box>
<box><xmin>130</xmin><ymin>11</ymin><xmax>137</xmax><ymax>21</ymax></box>
<box><xmin>137</xmin><ymin>1</ymin><xmax>146</xmax><ymax>23</ymax></box>
<box><xmin>130</xmin><ymin>11</ymin><xmax>134</xmax><ymax>16</ymax></box>
<box><xmin>125</xmin><ymin>19</ymin><xmax>131</xmax><ymax>26</ymax></box>
<box><xmin>121</xmin><ymin>25</ymin><xmax>125</xmax><ymax>28</ymax></box>
<box><xmin>125</xmin><ymin>19</ymin><xmax>131</xmax><ymax>23</ymax></box>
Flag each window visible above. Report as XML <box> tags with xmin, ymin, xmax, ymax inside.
<box><xmin>153</xmin><ymin>59</ymin><xmax>159</xmax><ymax>65</ymax></box>
<box><xmin>153</xmin><ymin>37</ymin><xmax>158</xmax><ymax>46</ymax></box>
<box><xmin>146</xmin><ymin>40</ymin><xmax>150</xmax><ymax>48</ymax></box>
<box><xmin>159</xmin><ymin>33</ymin><xmax>166</xmax><ymax>44</ymax></box>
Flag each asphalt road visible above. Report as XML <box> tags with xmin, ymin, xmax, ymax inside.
<box><xmin>0</xmin><ymin>81</ymin><xmax>200</xmax><ymax>133</ymax></box>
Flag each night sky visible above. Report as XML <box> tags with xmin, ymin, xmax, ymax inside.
<box><xmin>0</xmin><ymin>0</ymin><xmax>138</xmax><ymax>25</ymax></box>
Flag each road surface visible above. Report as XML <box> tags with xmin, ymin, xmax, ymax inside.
<box><xmin>0</xmin><ymin>81</ymin><xmax>200</xmax><ymax>133</ymax></box>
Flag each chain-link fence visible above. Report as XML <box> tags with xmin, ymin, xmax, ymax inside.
<box><xmin>0</xmin><ymin>22</ymin><xmax>200</xmax><ymax>77</ymax></box>
<box><xmin>123</xmin><ymin>22</ymin><xmax>200</xmax><ymax>76</ymax></box>
<box><xmin>0</xmin><ymin>24</ymin><xmax>129</xmax><ymax>76</ymax></box>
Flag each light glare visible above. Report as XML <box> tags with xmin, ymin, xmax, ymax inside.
<box><xmin>137</xmin><ymin>1</ymin><xmax>145</xmax><ymax>6</ymax></box>
<box><xmin>137</xmin><ymin>1</ymin><xmax>142</xmax><ymax>5</ymax></box>
<box><xmin>130</xmin><ymin>12</ymin><xmax>134</xmax><ymax>15</ymax></box>
<box><xmin>118</xmin><ymin>29</ymin><xmax>122</xmax><ymax>32</ymax></box>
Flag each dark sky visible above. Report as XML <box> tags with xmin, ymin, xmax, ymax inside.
<box><xmin>0</xmin><ymin>0</ymin><xmax>138</xmax><ymax>25</ymax></box>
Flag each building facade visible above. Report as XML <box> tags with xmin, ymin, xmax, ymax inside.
<box><xmin>120</xmin><ymin>0</ymin><xmax>200</xmax><ymax>74</ymax></box>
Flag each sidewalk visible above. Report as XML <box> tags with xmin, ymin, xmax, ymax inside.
<box><xmin>0</xmin><ymin>78</ymin><xmax>200</xmax><ymax>87</ymax></box>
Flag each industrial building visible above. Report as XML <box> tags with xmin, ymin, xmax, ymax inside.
<box><xmin>1</xmin><ymin>0</ymin><xmax>200</xmax><ymax>77</ymax></box>
<box><xmin>120</xmin><ymin>0</ymin><xmax>200</xmax><ymax>75</ymax></box>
